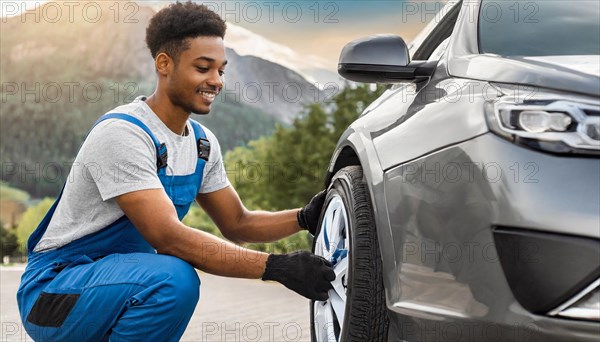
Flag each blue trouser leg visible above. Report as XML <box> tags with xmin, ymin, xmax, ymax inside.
<box><xmin>22</xmin><ymin>253</ymin><xmax>200</xmax><ymax>342</ymax></box>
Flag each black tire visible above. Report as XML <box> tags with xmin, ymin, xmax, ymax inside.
<box><xmin>310</xmin><ymin>165</ymin><xmax>389</xmax><ymax>341</ymax></box>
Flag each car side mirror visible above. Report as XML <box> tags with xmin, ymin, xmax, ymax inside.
<box><xmin>338</xmin><ymin>34</ymin><xmax>435</xmax><ymax>84</ymax></box>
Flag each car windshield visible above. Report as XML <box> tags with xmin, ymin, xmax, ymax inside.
<box><xmin>478</xmin><ymin>0</ymin><xmax>600</xmax><ymax>56</ymax></box>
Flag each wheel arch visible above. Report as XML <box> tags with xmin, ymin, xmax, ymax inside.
<box><xmin>325</xmin><ymin>145</ymin><xmax>361</xmax><ymax>187</ymax></box>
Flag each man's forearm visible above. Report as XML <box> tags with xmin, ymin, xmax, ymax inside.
<box><xmin>228</xmin><ymin>208</ymin><xmax>303</xmax><ymax>243</ymax></box>
<box><xmin>159</xmin><ymin>222</ymin><xmax>269</xmax><ymax>278</ymax></box>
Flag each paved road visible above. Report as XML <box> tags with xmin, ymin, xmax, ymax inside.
<box><xmin>1</xmin><ymin>265</ymin><xmax>311</xmax><ymax>341</ymax></box>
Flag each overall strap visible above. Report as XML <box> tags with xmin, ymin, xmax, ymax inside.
<box><xmin>189</xmin><ymin>119</ymin><xmax>210</xmax><ymax>162</ymax></box>
<box><xmin>26</xmin><ymin>188</ymin><xmax>64</xmax><ymax>252</ymax></box>
<box><xmin>98</xmin><ymin>114</ymin><xmax>209</xmax><ymax>165</ymax></box>
<box><xmin>95</xmin><ymin>113</ymin><xmax>168</xmax><ymax>169</ymax></box>
<box><xmin>188</xmin><ymin>119</ymin><xmax>210</xmax><ymax>197</ymax></box>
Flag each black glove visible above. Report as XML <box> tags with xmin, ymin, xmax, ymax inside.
<box><xmin>261</xmin><ymin>251</ymin><xmax>336</xmax><ymax>301</ymax></box>
<box><xmin>298</xmin><ymin>190</ymin><xmax>327</xmax><ymax>236</ymax></box>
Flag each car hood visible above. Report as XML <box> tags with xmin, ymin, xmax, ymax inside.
<box><xmin>449</xmin><ymin>54</ymin><xmax>600</xmax><ymax>97</ymax></box>
<box><xmin>519</xmin><ymin>55</ymin><xmax>600</xmax><ymax>78</ymax></box>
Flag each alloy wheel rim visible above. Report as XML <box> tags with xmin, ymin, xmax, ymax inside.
<box><xmin>313</xmin><ymin>194</ymin><xmax>350</xmax><ymax>342</ymax></box>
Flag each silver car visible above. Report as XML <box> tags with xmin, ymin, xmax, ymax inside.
<box><xmin>310</xmin><ymin>1</ymin><xmax>600</xmax><ymax>341</ymax></box>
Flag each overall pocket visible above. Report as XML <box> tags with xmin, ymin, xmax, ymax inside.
<box><xmin>27</xmin><ymin>292</ymin><xmax>80</xmax><ymax>327</ymax></box>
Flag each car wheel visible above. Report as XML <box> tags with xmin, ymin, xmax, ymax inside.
<box><xmin>310</xmin><ymin>165</ymin><xmax>389</xmax><ymax>341</ymax></box>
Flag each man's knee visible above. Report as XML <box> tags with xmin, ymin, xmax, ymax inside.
<box><xmin>120</xmin><ymin>254</ymin><xmax>200</xmax><ymax>315</ymax></box>
<box><xmin>158</xmin><ymin>256</ymin><xmax>200</xmax><ymax>309</ymax></box>
<box><xmin>107</xmin><ymin>256</ymin><xmax>200</xmax><ymax>340</ymax></box>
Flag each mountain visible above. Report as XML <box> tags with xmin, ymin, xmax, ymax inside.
<box><xmin>223</xmin><ymin>47</ymin><xmax>327</xmax><ymax>123</ymax></box>
<box><xmin>224</xmin><ymin>23</ymin><xmax>343</xmax><ymax>88</ymax></box>
<box><xmin>0</xmin><ymin>1</ymin><xmax>324</xmax><ymax>197</ymax></box>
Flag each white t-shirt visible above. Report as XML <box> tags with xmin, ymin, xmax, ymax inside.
<box><xmin>34</xmin><ymin>96</ymin><xmax>230</xmax><ymax>252</ymax></box>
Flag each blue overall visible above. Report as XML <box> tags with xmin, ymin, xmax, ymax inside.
<box><xmin>17</xmin><ymin>113</ymin><xmax>208</xmax><ymax>342</ymax></box>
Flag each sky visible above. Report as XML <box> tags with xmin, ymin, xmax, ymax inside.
<box><xmin>1</xmin><ymin>0</ymin><xmax>443</xmax><ymax>70</ymax></box>
<box><xmin>209</xmin><ymin>0</ymin><xmax>443</xmax><ymax>61</ymax></box>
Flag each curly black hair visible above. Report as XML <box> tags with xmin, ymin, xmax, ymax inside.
<box><xmin>146</xmin><ymin>2</ymin><xmax>226</xmax><ymax>62</ymax></box>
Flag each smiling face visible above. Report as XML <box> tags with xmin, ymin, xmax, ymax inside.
<box><xmin>165</xmin><ymin>36</ymin><xmax>227</xmax><ymax>115</ymax></box>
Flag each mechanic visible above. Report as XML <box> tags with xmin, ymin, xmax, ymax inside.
<box><xmin>17</xmin><ymin>3</ymin><xmax>334</xmax><ymax>341</ymax></box>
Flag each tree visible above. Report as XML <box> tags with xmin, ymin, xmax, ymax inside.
<box><xmin>1</xmin><ymin>218</ymin><xmax>19</xmax><ymax>258</ymax></box>
<box><xmin>16</xmin><ymin>198</ymin><xmax>55</xmax><ymax>250</ymax></box>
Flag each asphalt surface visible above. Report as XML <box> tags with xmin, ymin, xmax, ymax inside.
<box><xmin>0</xmin><ymin>265</ymin><xmax>311</xmax><ymax>342</ymax></box>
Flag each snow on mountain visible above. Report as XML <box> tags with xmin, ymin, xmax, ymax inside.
<box><xmin>225</xmin><ymin>23</ymin><xmax>342</xmax><ymax>88</ymax></box>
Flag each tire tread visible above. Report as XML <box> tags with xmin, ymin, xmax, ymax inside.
<box><xmin>339</xmin><ymin>166</ymin><xmax>389</xmax><ymax>342</ymax></box>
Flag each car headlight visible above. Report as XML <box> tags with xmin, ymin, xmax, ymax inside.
<box><xmin>485</xmin><ymin>84</ymin><xmax>600</xmax><ymax>155</ymax></box>
<box><xmin>549</xmin><ymin>279</ymin><xmax>600</xmax><ymax>321</ymax></box>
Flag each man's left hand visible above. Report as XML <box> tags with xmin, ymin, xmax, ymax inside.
<box><xmin>297</xmin><ymin>189</ymin><xmax>327</xmax><ymax>236</ymax></box>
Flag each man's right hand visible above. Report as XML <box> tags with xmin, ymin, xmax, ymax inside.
<box><xmin>261</xmin><ymin>251</ymin><xmax>336</xmax><ymax>301</ymax></box>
